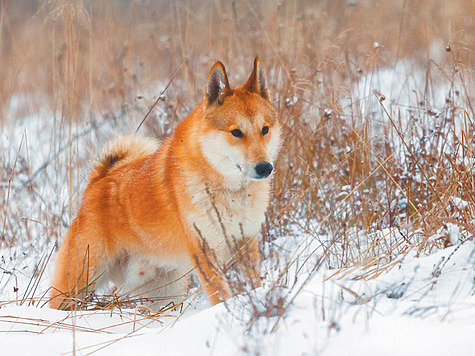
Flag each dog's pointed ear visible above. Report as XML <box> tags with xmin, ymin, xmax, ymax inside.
<box><xmin>243</xmin><ymin>57</ymin><xmax>269</xmax><ymax>100</ymax></box>
<box><xmin>205</xmin><ymin>61</ymin><xmax>230</xmax><ymax>105</ymax></box>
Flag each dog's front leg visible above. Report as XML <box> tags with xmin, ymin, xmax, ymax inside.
<box><xmin>187</xmin><ymin>239</ymin><xmax>231</xmax><ymax>305</ymax></box>
<box><xmin>235</xmin><ymin>236</ymin><xmax>261</xmax><ymax>289</ymax></box>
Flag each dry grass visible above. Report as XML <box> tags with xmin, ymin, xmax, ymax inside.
<box><xmin>0</xmin><ymin>0</ymin><xmax>474</xmax><ymax>336</ymax></box>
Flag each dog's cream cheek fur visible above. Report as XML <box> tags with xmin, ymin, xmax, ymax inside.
<box><xmin>200</xmin><ymin>132</ymin><xmax>247</xmax><ymax>187</ymax></box>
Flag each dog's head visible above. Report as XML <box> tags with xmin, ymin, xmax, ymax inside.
<box><xmin>199</xmin><ymin>58</ymin><xmax>281</xmax><ymax>187</ymax></box>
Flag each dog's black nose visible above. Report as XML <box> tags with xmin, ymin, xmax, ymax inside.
<box><xmin>254</xmin><ymin>162</ymin><xmax>273</xmax><ymax>179</ymax></box>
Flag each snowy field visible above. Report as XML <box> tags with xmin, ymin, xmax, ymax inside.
<box><xmin>0</xmin><ymin>233</ymin><xmax>473</xmax><ymax>355</ymax></box>
<box><xmin>1</xmin><ymin>1</ymin><xmax>474</xmax><ymax>354</ymax></box>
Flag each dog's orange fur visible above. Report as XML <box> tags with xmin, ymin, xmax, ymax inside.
<box><xmin>50</xmin><ymin>58</ymin><xmax>281</xmax><ymax>309</ymax></box>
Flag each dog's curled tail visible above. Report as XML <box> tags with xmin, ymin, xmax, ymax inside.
<box><xmin>90</xmin><ymin>135</ymin><xmax>159</xmax><ymax>182</ymax></box>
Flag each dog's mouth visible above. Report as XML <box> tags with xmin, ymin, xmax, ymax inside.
<box><xmin>236</xmin><ymin>164</ymin><xmax>254</xmax><ymax>180</ymax></box>
<box><xmin>249</xmin><ymin>174</ymin><xmax>269</xmax><ymax>181</ymax></box>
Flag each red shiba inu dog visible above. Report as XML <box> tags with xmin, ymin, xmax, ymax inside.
<box><xmin>50</xmin><ymin>58</ymin><xmax>281</xmax><ymax>309</ymax></box>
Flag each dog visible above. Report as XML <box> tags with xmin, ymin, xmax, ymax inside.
<box><xmin>50</xmin><ymin>58</ymin><xmax>281</xmax><ymax>309</ymax></box>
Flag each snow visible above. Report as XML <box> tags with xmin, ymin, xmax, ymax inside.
<box><xmin>326</xmin><ymin>316</ymin><xmax>474</xmax><ymax>356</ymax></box>
<box><xmin>0</xmin><ymin>237</ymin><xmax>473</xmax><ymax>355</ymax></box>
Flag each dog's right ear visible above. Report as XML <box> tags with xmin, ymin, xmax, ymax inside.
<box><xmin>205</xmin><ymin>61</ymin><xmax>230</xmax><ymax>106</ymax></box>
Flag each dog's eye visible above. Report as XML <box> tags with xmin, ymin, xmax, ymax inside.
<box><xmin>231</xmin><ymin>129</ymin><xmax>244</xmax><ymax>138</ymax></box>
<box><xmin>262</xmin><ymin>126</ymin><xmax>269</xmax><ymax>135</ymax></box>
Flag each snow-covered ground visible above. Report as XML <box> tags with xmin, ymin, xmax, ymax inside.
<box><xmin>0</xmin><ymin>239</ymin><xmax>473</xmax><ymax>355</ymax></box>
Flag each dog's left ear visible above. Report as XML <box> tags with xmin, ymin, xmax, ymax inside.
<box><xmin>205</xmin><ymin>61</ymin><xmax>230</xmax><ymax>105</ymax></box>
<box><xmin>243</xmin><ymin>57</ymin><xmax>269</xmax><ymax>100</ymax></box>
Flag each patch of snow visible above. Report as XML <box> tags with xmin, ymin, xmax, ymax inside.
<box><xmin>0</xmin><ymin>235</ymin><xmax>472</xmax><ymax>355</ymax></box>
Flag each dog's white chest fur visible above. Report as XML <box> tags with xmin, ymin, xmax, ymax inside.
<box><xmin>185</xmin><ymin>182</ymin><xmax>269</xmax><ymax>261</ymax></box>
